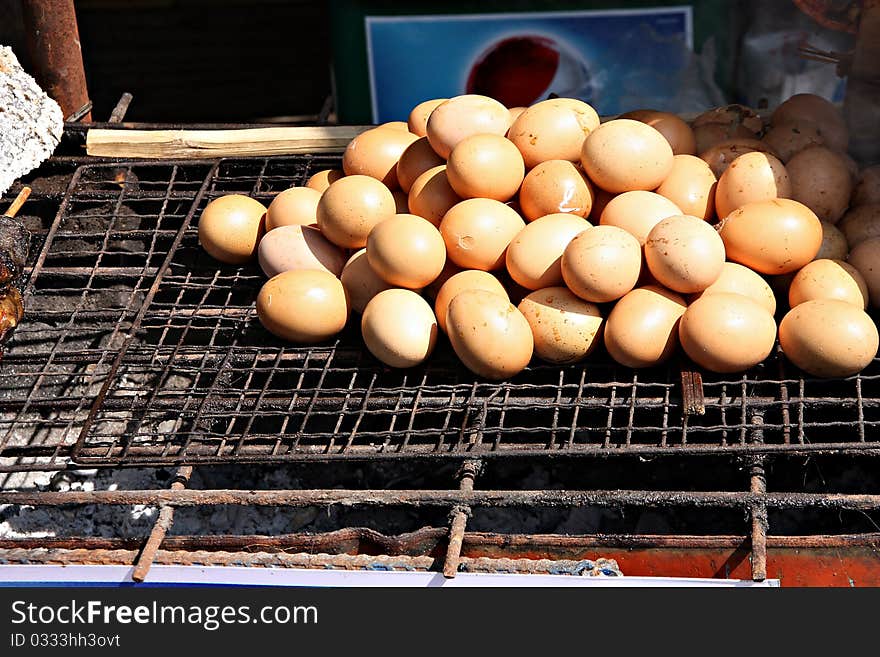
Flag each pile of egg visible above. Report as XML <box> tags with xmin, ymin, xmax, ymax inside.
<box><xmin>197</xmin><ymin>93</ymin><xmax>880</xmax><ymax>380</ymax></box>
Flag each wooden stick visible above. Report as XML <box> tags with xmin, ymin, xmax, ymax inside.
<box><xmin>3</xmin><ymin>187</ymin><xmax>31</xmax><ymax>218</ymax></box>
<box><xmin>86</xmin><ymin>126</ymin><xmax>372</xmax><ymax>159</ymax></box>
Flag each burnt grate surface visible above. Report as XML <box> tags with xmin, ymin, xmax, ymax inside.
<box><xmin>1</xmin><ymin>156</ymin><xmax>879</xmax><ymax>470</ymax></box>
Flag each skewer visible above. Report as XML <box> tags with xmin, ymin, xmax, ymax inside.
<box><xmin>3</xmin><ymin>187</ymin><xmax>31</xmax><ymax>218</ymax></box>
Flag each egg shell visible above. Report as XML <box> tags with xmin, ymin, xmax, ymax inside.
<box><xmin>366</xmin><ymin>214</ymin><xmax>446</xmax><ymax>289</ymax></box>
<box><xmin>580</xmin><ymin>119</ymin><xmax>674</xmax><ymax>193</ymax></box>
<box><xmin>408</xmin><ymin>165</ymin><xmax>462</xmax><ymax>227</ymax></box>
<box><xmin>505</xmin><ymin>213</ymin><xmax>591</xmax><ymax>290</ymax></box>
<box><xmin>788</xmin><ymin>258</ymin><xmax>869</xmax><ymax>309</ymax></box>
<box><xmin>508</xmin><ymin>98</ymin><xmax>600</xmax><ymax>168</ymax></box>
<box><xmin>424</xmin><ymin>259</ymin><xmax>463</xmax><ymax>301</ymax></box>
<box><xmin>198</xmin><ymin>194</ymin><xmax>267</xmax><ymax>264</ymax></box>
<box><xmin>692</xmin><ymin>104</ymin><xmax>763</xmax><ymax>135</ymax></box>
<box><xmin>316</xmin><ymin>175</ymin><xmax>397</xmax><ymax>249</ymax></box>
<box><xmin>434</xmin><ymin>270</ymin><xmax>508</xmax><ymax>334</ymax></box>
<box><xmin>779</xmin><ymin>299</ymin><xmax>878</xmax><ymax>377</ymax></box>
<box><xmin>391</xmin><ymin>189</ymin><xmax>409</xmax><ymax>214</ymax></box>
<box><xmin>517</xmin><ymin>287</ymin><xmax>603</xmax><ymax>364</ymax></box>
<box><xmin>256</xmin><ymin>269</ymin><xmax>349</xmax><ymax>343</ymax></box>
<box><xmin>440</xmin><ymin>198</ymin><xmax>525</xmax><ymax>271</ymax></box>
<box><xmin>690</xmin><ymin>262</ymin><xmax>776</xmax><ymax>315</ymax></box>
<box><xmin>379</xmin><ymin>121</ymin><xmax>411</xmax><ymax>132</ymax></box>
<box><xmin>655</xmin><ymin>154</ymin><xmax>718</xmax><ymax>221</ymax></box>
<box><xmin>715</xmin><ymin>151</ymin><xmax>791</xmax><ymax>219</ymax></box>
<box><xmin>589</xmin><ymin>187</ymin><xmax>617</xmax><ymax>223</ymax></box>
<box><xmin>446</xmin><ymin>133</ymin><xmax>525</xmax><ymax>201</ymax></box>
<box><xmin>770</xmin><ymin>94</ymin><xmax>848</xmax><ymax>152</ymax></box>
<box><xmin>853</xmin><ymin>165</ymin><xmax>880</xmax><ymax>207</ymax></box>
<box><xmin>847</xmin><ymin>238</ymin><xmax>880</xmax><ymax>307</ymax></box>
<box><xmin>699</xmin><ymin>139</ymin><xmax>780</xmax><ymax>178</ymax></box>
<box><xmin>257</xmin><ymin>225</ymin><xmax>345</xmax><ymax>279</ymax></box>
<box><xmin>719</xmin><ymin>198</ymin><xmax>822</xmax><ymax>274</ymax></box>
<box><xmin>305</xmin><ymin>169</ymin><xmax>344</xmax><ymax>193</ymax></box>
<box><xmin>816</xmin><ymin>221</ymin><xmax>849</xmax><ymax>260</ymax></box>
<box><xmin>762</xmin><ymin>120</ymin><xmax>825</xmax><ymax>162</ymax></box>
<box><xmin>679</xmin><ymin>293</ymin><xmax>776</xmax><ymax>373</ymax></box>
<box><xmin>599</xmin><ymin>190</ymin><xmax>682</xmax><ymax>245</ymax></box>
<box><xmin>340</xmin><ymin>249</ymin><xmax>394</xmax><ymax>314</ymax></box>
<box><xmin>561</xmin><ymin>225</ymin><xmax>642</xmax><ymax>303</ymax></box>
<box><xmin>693</xmin><ymin>123</ymin><xmax>757</xmax><ymax>154</ymax></box>
<box><xmin>407</xmin><ymin>98</ymin><xmax>448</xmax><ymax>137</ymax></box>
<box><xmin>619</xmin><ymin>110</ymin><xmax>696</xmax><ymax>155</ymax></box>
<box><xmin>426</xmin><ymin>94</ymin><xmax>511</xmax><ymax>159</ymax></box>
<box><xmin>839</xmin><ymin>204</ymin><xmax>880</xmax><ymax>247</ymax></box>
<box><xmin>396</xmin><ymin>137</ymin><xmax>445</xmax><ymax>193</ymax></box>
<box><xmin>519</xmin><ymin>160</ymin><xmax>594</xmax><ymax>221</ymax></box>
<box><xmin>446</xmin><ymin>289</ymin><xmax>534</xmax><ymax>380</ymax></box>
<box><xmin>265</xmin><ymin>187</ymin><xmax>322</xmax><ymax>230</ymax></box>
<box><xmin>786</xmin><ymin>146</ymin><xmax>852</xmax><ymax>224</ymax></box>
<box><xmin>604</xmin><ymin>285</ymin><xmax>687</xmax><ymax>368</ymax></box>
<box><xmin>361</xmin><ymin>289</ymin><xmax>438</xmax><ymax>368</ymax></box>
<box><xmin>342</xmin><ymin>127</ymin><xmax>419</xmax><ymax>190</ymax></box>
<box><xmin>507</xmin><ymin>106</ymin><xmax>528</xmax><ymax>125</ymax></box>
<box><xmin>644</xmin><ymin>214</ymin><xmax>726</xmax><ymax>294</ymax></box>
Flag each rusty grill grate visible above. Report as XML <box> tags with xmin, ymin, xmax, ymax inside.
<box><xmin>1</xmin><ymin>156</ymin><xmax>879</xmax><ymax>472</ymax></box>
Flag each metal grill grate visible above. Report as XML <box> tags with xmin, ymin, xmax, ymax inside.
<box><xmin>2</xmin><ymin>156</ymin><xmax>879</xmax><ymax>471</ymax></box>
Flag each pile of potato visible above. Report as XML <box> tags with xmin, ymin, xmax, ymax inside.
<box><xmin>197</xmin><ymin>93</ymin><xmax>880</xmax><ymax>381</ymax></box>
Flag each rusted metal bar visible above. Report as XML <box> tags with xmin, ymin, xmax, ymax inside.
<box><xmin>6</xmin><ymin>488</ymin><xmax>880</xmax><ymax>510</ymax></box>
<box><xmin>749</xmin><ymin>415</ymin><xmax>768</xmax><ymax>582</ymax></box>
<box><xmin>108</xmin><ymin>93</ymin><xmax>134</xmax><ymax>124</ymax></box>
<box><xmin>131</xmin><ymin>466</ymin><xmax>192</xmax><ymax>583</ymax></box>
<box><xmin>680</xmin><ymin>364</ymin><xmax>705</xmax><ymax>416</ymax></box>
<box><xmin>65</xmin><ymin>101</ymin><xmax>93</xmax><ymax>123</ymax></box>
<box><xmin>443</xmin><ymin>460</ymin><xmax>480</xmax><ymax>578</ymax></box>
<box><xmin>20</xmin><ymin>0</ymin><xmax>91</xmax><ymax>120</ymax></box>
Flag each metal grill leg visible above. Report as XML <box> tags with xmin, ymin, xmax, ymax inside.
<box><xmin>749</xmin><ymin>415</ymin><xmax>768</xmax><ymax>582</ymax></box>
<box><xmin>132</xmin><ymin>466</ymin><xmax>193</xmax><ymax>582</ymax></box>
<box><xmin>443</xmin><ymin>459</ymin><xmax>481</xmax><ymax>578</ymax></box>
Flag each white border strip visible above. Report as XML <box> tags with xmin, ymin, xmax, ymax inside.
<box><xmin>0</xmin><ymin>565</ymin><xmax>778</xmax><ymax>587</ymax></box>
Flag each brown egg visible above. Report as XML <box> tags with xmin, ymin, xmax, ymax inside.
<box><xmin>518</xmin><ymin>287</ymin><xmax>603</xmax><ymax>364</ymax></box>
<box><xmin>817</xmin><ymin>221</ymin><xmax>849</xmax><ymax>260</ymax></box>
<box><xmin>771</xmin><ymin>93</ymin><xmax>848</xmax><ymax>152</ymax></box>
<box><xmin>719</xmin><ymin>198</ymin><xmax>822</xmax><ymax>274</ymax></box>
<box><xmin>693</xmin><ymin>123</ymin><xmax>757</xmax><ymax>154</ymax></box>
<box><xmin>645</xmin><ymin>215</ymin><xmax>726</xmax><ymax>293</ymax></box>
<box><xmin>508</xmin><ymin>98</ymin><xmax>600</xmax><ymax>168</ymax></box>
<box><xmin>561</xmin><ymin>225</ymin><xmax>642</xmax><ymax>303</ymax></box>
<box><xmin>786</xmin><ymin>146</ymin><xmax>853</xmax><ymax>224</ymax></box>
<box><xmin>507</xmin><ymin>106</ymin><xmax>528</xmax><ymax>124</ymax></box>
<box><xmin>506</xmin><ymin>213</ymin><xmax>591</xmax><ymax>290</ymax></box>
<box><xmin>342</xmin><ymin>127</ymin><xmax>418</xmax><ymax>190</ymax></box>
<box><xmin>379</xmin><ymin>121</ymin><xmax>411</xmax><ymax>132</ymax></box>
<box><xmin>604</xmin><ymin>285</ymin><xmax>687</xmax><ymax>368</ymax></box>
<box><xmin>679</xmin><ymin>293</ymin><xmax>776</xmax><ymax>373</ymax></box>
<box><xmin>589</xmin><ymin>187</ymin><xmax>617</xmax><ymax>223</ymax></box>
<box><xmin>257</xmin><ymin>225</ymin><xmax>345</xmax><ymax>278</ymax></box>
<box><xmin>839</xmin><ymin>205</ymin><xmax>880</xmax><ymax>247</ymax></box>
<box><xmin>198</xmin><ymin>194</ymin><xmax>266</xmax><ymax>264</ymax></box>
<box><xmin>655</xmin><ymin>154</ymin><xmax>717</xmax><ymax>221</ymax></box>
<box><xmin>361</xmin><ymin>289</ymin><xmax>437</xmax><ymax>368</ymax></box>
<box><xmin>265</xmin><ymin>187</ymin><xmax>321</xmax><ymax>230</ymax></box>
<box><xmin>391</xmin><ymin>189</ymin><xmax>409</xmax><ymax>214</ymax></box>
<box><xmin>847</xmin><ymin>238</ymin><xmax>880</xmax><ymax>307</ymax></box>
<box><xmin>366</xmin><ymin>214</ymin><xmax>446</xmax><ymax>288</ymax></box>
<box><xmin>305</xmin><ymin>169</ymin><xmax>344</xmax><ymax>193</ymax></box>
<box><xmin>519</xmin><ymin>160</ymin><xmax>594</xmax><ymax>221</ymax></box>
<box><xmin>789</xmin><ymin>258</ymin><xmax>868</xmax><ymax>309</ymax></box>
<box><xmin>446</xmin><ymin>289</ymin><xmax>534</xmax><ymax>380</ymax></box>
<box><xmin>424</xmin><ymin>259</ymin><xmax>463</xmax><ymax>301</ymax></box>
<box><xmin>440</xmin><ymin>198</ymin><xmax>525</xmax><ymax>270</ymax></box>
<box><xmin>256</xmin><ymin>269</ymin><xmax>349</xmax><ymax>343</ymax></box>
<box><xmin>693</xmin><ymin>104</ymin><xmax>763</xmax><ymax>135</ymax></box>
<box><xmin>762</xmin><ymin>120</ymin><xmax>826</xmax><ymax>162</ymax></box>
<box><xmin>396</xmin><ymin>137</ymin><xmax>445</xmax><ymax>193</ymax></box>
<box><xmin>853</xmin><ymin>165</ymin><xmax>880</xmax><ymax>207</ymax></box>
<box><xmin>446</xmin><ymin>133</ymin><xmax>525</xmax><ymax>201</ymax></box>
<box><xmin>619</xmin><ymin>109</ymin><xmax>696</xmax><ymax>155</ymax></box>
<box><xmin>316</xmin><ymin>175</ymin><xmax>396</xmax><ymax>249</ymax></box>
<box><xmin>340</xmin><ymin>249</ymin><xmax>393</xmax><ymax>314</ymax></box>
<box><xmin>434</xmin><ymin>270</ymin><xmax>508</xmax><ymax>334</ymax></box>
<box><xmin>426</xmin><ymin>94</ymin><xmax>511</xmax><ymax>159</ymax></box>
<box><xmin>715</xmin><ymin>151</ymin><xmax>791</xmax><ymax>219</ymax></box>
<box><xmin>407</xmin><ymin>98</ymin><xmax>448</xmax><ymax>137</ymax></box>
<box><xmin>779</xmin><ymin>299</ymin><xmax>877</xmax><ymax>377</ymax></box>
<box><xmin>599</xmin><ymin>190</ymin><xmax>682</xmax><ymax>245</ymax></box>
<box><xmin>699</xmin><ymin>139</ymin><xmax>780</xmax><ymax>178</ymax></box>
<box><xmin>690</xmin><ymin>262</ymin><xmax>776</xmax><ymax>315</ymax></box>
<box><xmin>581</xmin><ymin>119</ymin><xmax>674</xmax><ymax>193</ymax></box>
<box><xmin>408</xmin><ymin>165</ymin><xmax>462</xmax><ymax>227</ymax></box>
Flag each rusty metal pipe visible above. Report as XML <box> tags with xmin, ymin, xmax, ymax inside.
<box><xmin>20</xmin><ymin>0</ymin><xmax>91</xmax><ymax>121</ymax></box>
<box><xmin>131</xmin><ymin>466</ymin><xmax>192</xmax><ymax>582</ymax></box>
